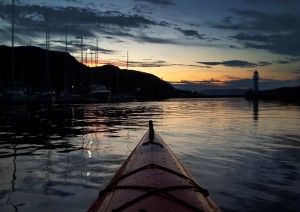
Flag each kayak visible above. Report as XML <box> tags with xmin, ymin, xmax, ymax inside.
<box><xmin>88</xmin><ymin>121</ymin><xmax>220</xmax><ymax>212</ymax></box>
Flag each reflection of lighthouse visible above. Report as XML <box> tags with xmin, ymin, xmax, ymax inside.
<box><xmin>253</xmin><ymin>70</ymin><xmax>259</xmax><ymax>92</ymax></box>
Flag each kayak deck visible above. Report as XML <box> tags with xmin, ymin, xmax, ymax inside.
<box><xmin>88</xmin><ymin>121</ymin><xmax>220</xmax><ymax>212</ymax></box>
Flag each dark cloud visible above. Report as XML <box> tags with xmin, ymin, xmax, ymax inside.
<box><xmin>274</xmin><ymin>59</ymin><xmax>290</xmax><ymax>64</ymax></box>
<box><xmin>197</xmin><ymin>60</ymin><xmax>262</xmax><ymax>68</ymax></box>
<box><xmin>47</xmin><ymin>7</ymin><xmax>159</xmax><ymax>29</ymax></box>
<box><xmin>197</xmin><ymin>61</ymin><xmax>222</xmax><ymax>66</ymax></box>
<box><xmin>216</xmin><ymin>9</ymin><xmax>300</xmax><ymax>56</ymax></box>
<box><xmin>134</xmin><ymin>0</ymin><xmax>175</xmax><ymax>6</ymax></box>
<box><xmin>172</xmin><ymin>77</ymin><xmax>300</xmax><ymax>92</ymax></box>
<box><xmin>130</xmin><ymin>60</ymin><xmax>170</xmax><ymax>67</ymax></box>
<box><xmin>216</xmin><ymin>9</ymin><xmax>300</xmax><ymax>32</ymax></box>
<box><xmin>241</xmin><ymin>32</ymin><xmax>300</xmax><ymax>56</ymax></box>
<box><xmin>231</xmin><ymin>33</ymin><xmax>270</xmax><ymax>43</ymax></box>
<box><xmin>135</xmin><ymin>34</ymin><xmax>178</xmax><ymax>44</ymax></box>
<box><xmin>291</xmin><ymin>70</ymin><xmax>300</xmax><ymax>74</ymax></box>
<box><xmin>222</xmin><ymin>60</ymin><xmax>257</xmax><ymax>68</ymax></box>
<box><xmin>258</xmin><ymin>61</ymin><xmax>272</xmax><ymax>66</ymax></box>
<box><xmin>1</xmin><ymin>1</ymin><xmax>177</xmax><ymax>53</ymax></box>
<box><xmin>172</xmin><ymin>79</ymin><xmax>222</xmax><ymax>91</ymax></box>
<box><xmin>0</xmin><ymin>3</ymin><xmax>161</xmax><ymax>39</ymax></box>
<box><xmin>181</xmin><ymin>79</ymin><xmax>222</xmax><ymax>84</ymax></box>
<box><xmin>240</xmin><ymin>0</ymin><xmax>298</xmax><ymax>4</ymax></box>
<box><xmin>175</xmin><ymin>27</ymin><xmax>205</xmax><ymax>39</ymax></box>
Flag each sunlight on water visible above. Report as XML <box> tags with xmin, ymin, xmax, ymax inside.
<box><xmin>0</xmin><ymin>99</ymin><xmax>299</xmax><ymax>211</ymax></box>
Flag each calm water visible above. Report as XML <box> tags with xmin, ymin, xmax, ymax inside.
<box><xmin>0</xmin><ymin>98</ymin><xmax>299</xmax><ymax>212</ymax></box>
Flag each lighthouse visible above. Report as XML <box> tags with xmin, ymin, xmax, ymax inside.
<box><xmin>253</xmin><ymin>70</ymin><xmax>259</xmax><ymax>92</ymax></box>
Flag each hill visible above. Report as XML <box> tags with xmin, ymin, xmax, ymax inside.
<box><xmin>0</xmin><ymin>45</ymin><xmax>176</xmax><ymax>99</ymax></box>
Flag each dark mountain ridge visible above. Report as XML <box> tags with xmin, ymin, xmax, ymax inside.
<box><xmin>0</xmin><ymin>45</ymin><xmax>176</xmax><ymax>99</ymax></box>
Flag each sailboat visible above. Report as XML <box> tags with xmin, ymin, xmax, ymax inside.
<box><xmin>4</xmin><ymin>82</ymin><xmax>27</xmax><ymax>104</ymax></box>
<box><xmin>3</xmin><ymin>0</ymin><xmax>27</xmax><ymax>104</ymax></box>
<box><xmin>35</xmin><ymin>7</ymin><xmax>56</xmax><ymax>104</ymax></box>
<box><xmin>87</xmin><ymin>40</ymin><xmax>111</xmax><ymax>102</ymax></box>
<box><xmin>58</xmin><ymin>32</ymin><xmax>71</xmax><ymax>103</ymax></box>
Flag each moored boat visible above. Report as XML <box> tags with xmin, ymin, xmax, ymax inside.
<box><xmin>88</xmin><ymin>121</ymin><xmax>220</xmax><ymax>212</ymax></box>
<box><xmin>3</xmin><ymin>82</ymin><xmax>27</xmax><ymax>104</ymax></box>
<box><xmin>34</xmin><ymin>90</ymin><xmax>56</xmax><ymax>104</ymax></box>
<box><xmin>88</xmin><ymin>84</ymin><xmax>111</xmax><ymax>102</ymax></box>
<box><xmin>57</xmin><ymin>90</ymin><xmax>72</xmax><ymax>103</ymax></box>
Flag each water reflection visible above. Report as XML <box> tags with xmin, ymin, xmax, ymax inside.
<box><xmin>253</xmin><ymin>100</ymin><xmax>259</xmax><ymax>122</ymax></box>
<box><xmin>0</xmin><ymin>103</ymin><xmax>164</xmax><ymax>158</ymax></box>
<box><xmin>0</xmin><ymin>99</ymin><xmax>299</xmax><ymax>211</ymax></box>
<box><xmin>0</xmin><ymin>102</ymin><xmax>165</xmax><ymax>211</ymax></box>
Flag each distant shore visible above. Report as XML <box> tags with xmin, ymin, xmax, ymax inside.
<box><xmin>245</xmin><ymin>86</ymin><xmax>300</xmax><ymax>102</ymax></box>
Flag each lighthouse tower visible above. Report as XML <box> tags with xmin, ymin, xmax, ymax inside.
<box><xmin>253</xmin><ymin>70</ymin><xmax>259</xmax><ymax>92</ymax></box>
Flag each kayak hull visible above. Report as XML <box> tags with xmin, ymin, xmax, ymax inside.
<box><xmin>89</xmin><ymin>127</ymin><xmax>220</xmax><ymax>212</ymax></box>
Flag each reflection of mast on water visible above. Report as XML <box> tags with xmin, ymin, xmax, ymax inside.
<box><xmin>253</xmin><ymin>100</ymin><xmax>259</xmax><ymax>123</ymax></box>
<box><xmin>6</xmin><ymin>139</ymin><xmax>18</xmax><ymax>211</ymax></box>
<box><xmin>44</xmin><ymin>134</ymin><xmax>52</xmax><ymax>194</ymax></box>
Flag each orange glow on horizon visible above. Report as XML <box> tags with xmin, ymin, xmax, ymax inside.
<box><xmin>77</xmin><ymin>55</ymin><xmax>297</xmax><ymax>85</ymax></box>
<box><xmin>82</xmin><ymin>59</ymin><xmax>127</xmax><ymax>68</ymax></box>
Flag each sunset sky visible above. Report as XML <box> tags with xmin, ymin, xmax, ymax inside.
<box><xmin>1</xmin><ymin>0</ymin><xmax>300</xmax><ymax>91</ymax></box>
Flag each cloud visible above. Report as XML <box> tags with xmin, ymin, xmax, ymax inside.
<box><xmin>175</xmin><ymin>27</ymin><xmax>205</xmax><ymax>39</ymax></box>
<box><xmin>171</xmin><ymin>79</ymin><xmax>224</xmax><ymax>91</ymax></box>
<box><xmin>215</xmin><ymin>9</ymin><xmax>300</xmax><ymax>56</ymax></box>
<box><xmin>130</xmin><ymin>59</ymin><xmax>169</xmax><ymax>67</ymax></box>
<box><xmin>239</xmin><ymin>0</ymin><xmax>298</xmax><ymax>4</ymax></box>
<box><xmin>180</xmin><ymin>79</ymin><xmax>222</xmax><ymax>84</ymax></box>
<box><xmin>134</xmin><ymin>34</ymin><xmax>179</xmax><ymax>44</ymax></box>
<box><xmin>197</xmin><ymin>60</ymin><xmax>271</xmax><ymax>68</ymax></box>
<box><xmin>216</xmin><ymin>9</ymin><xmax>300</xmax><ymax>32</ymax></box>
<box><xmin>273</xmin><ymin>57</ymin><xmax>300</xmax><ymax>64</ymax></box>
<box><xmin>291</xmin><ymin>70</ymin><xmax>300</xmax><ymax>74</ymax></box>
<box><xmin>258</xmin><ymin>61</ymin><xmax>272</xmax><ymax>66</ymax></box>
<box><xmin>172</xmin><ymin>77</ymin><xmax>300</xmax><ymax>92</ymax></box>
<box><xmin>0</xmin><ymin>3</ymin><xmax>161</xmax><ymax>38</ymax></box>
<box><xmin>133</xmin><ymin>0</ymin><xmax>175</xmax><ymax>6</ymax></box>
<box><xmin>231</xmin><ymin>31</ymin><xmax>300</xmax><ymax>57</ymax></box>
<box><xmin>1</xmin><ymin>2</ymin><xmax>180</xmax><ymax>52</ymax></box>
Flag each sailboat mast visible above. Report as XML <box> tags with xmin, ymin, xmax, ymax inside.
<box><xmin>45</xmin><ymin>8</ymin><xmax>50</xmax><ymax>85</ymax></box>
<box><xmin>65</xmin><ymin>32</ymin><xmax>68</xmax><ymax>53</ymax></box>
<box><xmin>96</xmin><ymin>38</ymin><xmax>98</xmax><ymax>67</ymax></box>
<box><xmin>80</xmin><ymin>37</ymin><xmax>83</xmax><ymax>88</ymax></box>
<box><xmin>127</xmin><ymin>51</ymin><xmax>128</xmax><ymax>70</ymax></box>
<box><xmin>11</xmin><ymin>0</ymin><xmax>15</xmax><ymax>81</ymax></box>
<box><xmin>65</xmin><ymin>32</ymin><xmax>68</xmax><ymax>90</ymax></box>
<box><xmin>80</xmin><ymin>37</ymin><xmax>83</xmax><ymax>64</ymax></box>
<box><xmin>90</xmin><ymin>51</ymin><xmax>93</xmax><ymax>85</ymax></box>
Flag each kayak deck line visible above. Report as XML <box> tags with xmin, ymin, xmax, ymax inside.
<box><xmin>88</xmin><ymin>120</ymin><xmax>220</xmax><ymax>212</ymax></box>
<box><xmin>99</xmin><ymin>163</ymin><xmax>209</xmax><ymax>211</ymax></box>
<box><xmin>100</xmin><ymin>163</ymin><xmax>209</xmax><ymax>197</ymax></box>
<box><xmin>105</xmin><ymin>185</ymin><xmax>207</xmax><ymax>211</ymax></box>
<box><xmin>98</xmin><ymin>163</ymin><xmax>210</xmax><ymax>211</ymax></box>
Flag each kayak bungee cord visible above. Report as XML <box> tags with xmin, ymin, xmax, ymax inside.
<box><xmin>88</xmin><ymin>120</ymin><xmax>220</xmax><ymax>212</ymax></box>
<box><xmin>110</xmin><ymin>185</ymin><xmax>206</xmax><ymax>211</ymax></box>
<box><xmin>99</xmin><ymin>163</ymin><xmax>209</xmax><ymax>197</ymax></box>
<box><xmin>98</xmin><ymin>163</ymin><xmax>210</xmax><ymax>211</ymax></box>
